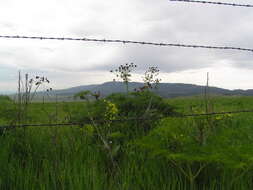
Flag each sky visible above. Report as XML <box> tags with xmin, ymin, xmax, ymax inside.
<box><xmin>1</xmin><ymin>0</ymin><xmax>253</xmax><ymax>93</ymax></box>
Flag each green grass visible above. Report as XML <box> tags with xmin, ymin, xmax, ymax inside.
<box><xmin>1</xmin><ymin>95</ymin><xmax>253</xmax><ymax>189</ymax></box>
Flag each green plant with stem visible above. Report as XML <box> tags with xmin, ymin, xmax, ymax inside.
<box><xmin>110</xmin><ymin>63</ymin><xmax>137</xmax><ymax>94</ymax></box>
<box><xmin>74</xmin><ymin>91</ymin><xmax>122</xmax><ymax>176</ymax></box>
<box><xmin>142</xmin><ymin>66</ymin><xmax>161</xmax><ymax>90</ymax></box>
<box><xmin>15</xmin><ymin>73</ymin><xmax>52</xmax><ymax>125</ymax></box>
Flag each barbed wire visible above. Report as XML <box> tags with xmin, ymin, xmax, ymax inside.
<box><xmin>0</xmin><ymin>35</ymin><xmax>253</xmax><ymax>53</ymax></box>
<box><xmin>170</xmin><ymin>0</ymin><xmax>253</xmax><ymax>8</ymax></box>
<box><xmin>182</xmin><ymin>109</ymin><xmax>253</xmax><ymax>117</ymax></box>
<box><xmin>1</xmin><ymin>109</ymin><xmax>253</xmax><ymax>130</ymax></box>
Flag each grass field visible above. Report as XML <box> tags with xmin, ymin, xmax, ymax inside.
<box><xmin>1</xmin><ymin>94</ymin><xmax>253</xmax><ymax>189</ymax></box>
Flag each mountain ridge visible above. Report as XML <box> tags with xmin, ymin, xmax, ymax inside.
<box><xmin>43</xmin><ymin>81</ymin><xmax>253</xmax><ymax>98</ymax></box>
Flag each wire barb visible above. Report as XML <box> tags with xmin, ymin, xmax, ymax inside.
<box><xmin>170</xmin><ymin>0</ymin><xmax>253</xmax><ymax>8</ymax></box>
<box><xmin>0</xmin><ymin>35</ymin><xmax>253</xmax><ymax>53</ymax></box>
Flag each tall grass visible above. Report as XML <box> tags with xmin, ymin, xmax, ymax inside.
<box><xmin>1</xmin><ymin>96</ymin><xmax>253</xmax><ymax>189</ymax></box>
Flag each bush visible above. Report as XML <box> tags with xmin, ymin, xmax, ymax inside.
<box><xmin>136</xmin><ymin>116</ymin><xmax>253</xmax><ymax>188</ymax></box>
<box><xmin>68</xmin><ymin>99</ymin><xmax>118</xmax><ymax>123</ymax></box>
<box><xmin>106</xmin><ymin>91</ymin><xmax>177</xmax><ymax>118</ymax></box>
<box><xmin>69</xmin><ymin>91</ymin><xmax>178</xmax><ymax>144</ymax></box>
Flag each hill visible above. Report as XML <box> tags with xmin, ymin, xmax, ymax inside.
<box><xmin>38</xmin><ymin>81</ymin><xmax>253</xmax><ymax>100</ymax></box>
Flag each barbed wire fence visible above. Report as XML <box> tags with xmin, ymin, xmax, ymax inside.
<box><xmin>1</xmin><ymin>33</ymin><xmax>253</xmax><ymax>130</ymax></box>
<box><xmin>1</xmin><ymin>109</ymin><xmax>253</xmax><ymax>130</ymax></box>
<box><xmin>0</xmin><ymin>35</ymin><xmax>253</xmax><ymax>53</ymax></box>
<box><xmin>169</xmin><ymin>0</ymin><xmax>253</xmax><ymax>8</ymax></box>
<box><xmin>1</xmin><ymin>1</ymin><xmax>253</xmax><ymax>131</ymax></box>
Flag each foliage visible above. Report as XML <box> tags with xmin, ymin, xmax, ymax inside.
<box><xmin>1</xmin><ymin>96</ymin><xmax>253</xmax><ymax>189</ymax></box>
<box><xmin>74</xmin><ymin>90</ymin><xmax>101</xmax><ymax>101</ymax></box>
<box><xmin>136</xmin><ymin>116</ymin><xmax>253</xmax><ymax>187</ymax></box>
<box><xmin>106</xmin><ymin>91</ymin><xmax>177</xmax><ymax>118</ymax></box>
<box><xmin>0</xmin><ymin>96</ymin><xmax>16</xmax><ymax>123</ymax></box>
<box><xmin>110</xmin><ymin>63</ymin><xmax>137</xmax><ymax>93</ymax></box>
<box><xmin>68</xmin><ymin>99</ymin><xmax>118</xmax><ymax>123</ymax></box>
<box><xmin>142</xmin><ymin>66</ymin><xmax>161</xmax><ymax>90</ymax></box>
<box><xmin>0</xmin><ymin>95</ymin><xmax>12</xmax><ymax>102</ymax></box>
<box><xmin>74</xmin><ymin>90</ymin><xmax>92</xmax><ymax>101</ymax></box>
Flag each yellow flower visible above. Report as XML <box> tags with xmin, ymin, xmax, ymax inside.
<box><xmin>215</xmin><ymin>116</ymin><xmax>222</xmax><ymax>120</ymax></box>
<box><xmin>104</xmin><ymin>100</ymin><xmax>118</xmax><ymax>120</ymax></box>
<box><xmin>227</xmin><ymin>114</ymin><xmax>233</xmax><ymax>117</ymax></box>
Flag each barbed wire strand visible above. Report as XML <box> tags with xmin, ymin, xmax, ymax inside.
<box><xmin>170</xmin><ymin>0</ymin><xmax>253</xmax><ymax>8</ymax></box>
<box><xmin>0</xmin><ymin>35</ymin><xmax>253</xmax><ymax>53</ymax></box>
<box><xmin>1</xmin><ymin>109</ymin><xmax>253</xmax><ymax>130</ymax></box>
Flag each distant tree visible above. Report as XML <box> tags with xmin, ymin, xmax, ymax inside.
<box><xmin>74</xmin><ymin>90</ymin><xmax>92</xmax><ymax>101</ymax></box>
<box><xmin>74</xmin><ymin>90</ymin><xmax>101</xmax><ymax>101</ymax></box>
<box><xmin>92</xmin><ymin>91</ymin><xmax>101</xmax><ymax>100</ymax></box>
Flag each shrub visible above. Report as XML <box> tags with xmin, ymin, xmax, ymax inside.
<box><xmin>136</xmin><ymin>116</ymin><xmax>253</xmax><ymax>188</ymax></box>
<box><xmin>106</xmin><ymin>91</ymin><xmax>177</xmax><ymax>118</ymax></box>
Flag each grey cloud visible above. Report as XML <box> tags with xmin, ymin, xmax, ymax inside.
<box><xmin>86</xmin><ymin>46</ymin><xmax>218</xmax><ymax>73</ymax></box>
<box><xmin>1</xmin><ymin>0</ymin><xmax>253</xmax><ymax>90</ymax></box>
<box><xmin>67</xmin><ymin>0</ymin><xmax>253</xmax><ymax>74</ymax></box>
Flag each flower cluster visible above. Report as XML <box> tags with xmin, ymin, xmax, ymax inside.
<box><xmin>215</xmin><ymin>113</ymin><xmax>233</xmax><ymax>120</ymax></box>
<box><xmin>103</xmin><ymin>100</ymin><xmax>118</xmax><ymax>120</ymax></box>
<box><xmin>110</xmin><ymin>63</ymin><xmax>137</xmax><ymax>83</ymax></box>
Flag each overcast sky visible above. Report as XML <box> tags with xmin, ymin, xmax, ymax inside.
<box><xmin>1</xmin><ymin>0</ymin><xmax>253</xmax><ymax>92</ymax></box>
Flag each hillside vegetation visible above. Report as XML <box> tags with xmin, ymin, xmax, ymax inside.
<box><xmin>35</xmin><ymin>81</ymin><xmax>253</xmax><ymax>99</ymax></box>
<box><xmin>1</xmin><ymin>93</ymin><xmax>253</xmax><ymax>189</ymax></box>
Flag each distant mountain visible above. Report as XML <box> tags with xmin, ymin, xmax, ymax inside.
<box><xmin>0</xmin><ymin>91</ymin><xmax>15</xmax><ymax>95</ymax></box>
<box><xmin>39</xmin><ymin>81</ymin><xmax>253</xmax><ymax>99</ymax></box>
<box><xmin>49</xmin><ymin>84</ymin><xmax>98</xmax><ymax>96</ymax></box>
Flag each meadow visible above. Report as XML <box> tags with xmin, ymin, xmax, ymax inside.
<box><xmin>1</xmin><ymin>93</ymin><xmax>253</xmax><ymax>189</ymax></box>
